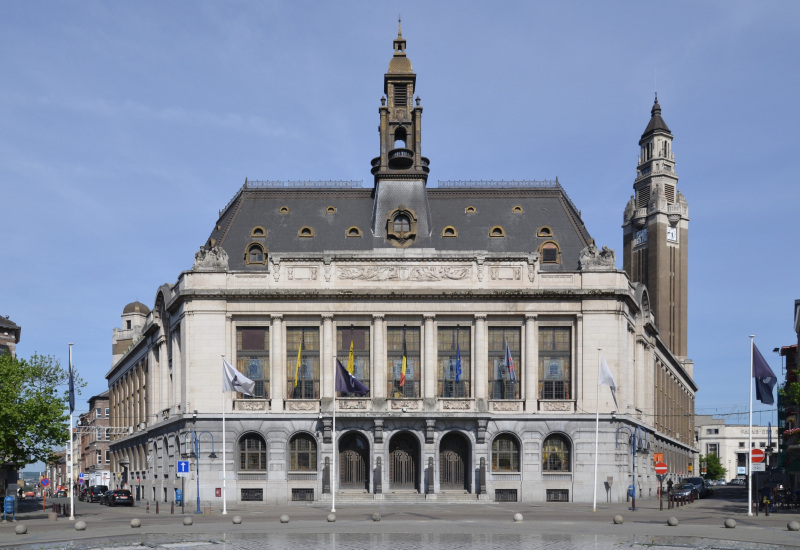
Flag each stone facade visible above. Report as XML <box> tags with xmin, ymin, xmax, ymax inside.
<box><xmin>106</xmin><ymin>27</ymin><xmax>696</xmax><ymax>507</ymax></box>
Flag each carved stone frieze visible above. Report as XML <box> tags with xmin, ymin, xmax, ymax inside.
<box><xmin>540</xmin><ymin>401</ymin><xmax>573</xmax><ymax>412</ymax></box>
<box><xmin>286</xmin><ymin>401</ymin><xmax>317</xmax><ymax>411</ymax></box>
<box><xmin>489</xmin><ymin>266</ymin><xmax>521</xmax><ymax>280</ymax></box>
<box><xmin>235</xmin><ymin>400</ymin><xmax>268</xmax><ymax>411</ymax></box>
<box><xmin>338</xmin><ymin>400</ymin><xmax>368</xmax><ymax>410</ymax></box>
<box><xmin>337</xmin><ymin>265</ymin><xmax>470</xmax><ymax>281</ymax></box>
<box><xmin>192</xmin><ymin>245</ymin><xmax>229</xmax><ymax>272</ymax></box>
<box><xmin>442</xmin><ymin>400</ymin><xmax>471</xmax><ymax>410</ymax></box>
<box><xmin>491</xmin><ymin>401</ymin><xmax>522</xmax><ymax>412</ymax></box>
<box><xmin>579</xmin><ymin>244</ymin><xmax>616</xmax><ymax>271</ymax></box>
<box><xmin>287</xmin><ymin>266</ymin><xmax>318</xmax><ymax>280</ymax></box>
<box><xmin>390</xmin><ymin>400</ymin><xmax>420</xmax><ymax>410</ymax></box>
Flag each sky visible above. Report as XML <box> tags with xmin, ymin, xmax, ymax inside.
<box><xmin>2</xmin><ymin>1</ymin><xmax>798</xmax><ymax>428</ymax></box>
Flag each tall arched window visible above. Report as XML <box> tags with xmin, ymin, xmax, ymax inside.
<box><xmin>289</xmin><ymin>433</ymin><xmax>317</xmax><ymax>471</ymax></box>
<box><xmin>491</xmin><ymin>434</ymin><xmax>519</xmax><ymax>472</ymax></box>
<box><xmin>239</xmin><ymin>434</ymin><xmax>267</xmax><ymax>471</ymax></box>
<box><xmin>542</xmin><ymin>434</ymin><xmax>571</xmax><ymax>472</ymax></box>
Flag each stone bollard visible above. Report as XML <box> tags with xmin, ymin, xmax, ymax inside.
<box><xmin>183</xmin><ymin>516</ymin><xmax>193</xmax><ymax>526</ymax></box>
<box><xmin>280</xmin><ymin>514</ymin><xmax>290</xmax><ymax>523</ymax></box>
<box><xmin>203</xmin><ymin>506</ymin><xmax>211</xmax><ymax>515</ymax></box>
<box><xmin>613</xmin><ymin>515</ymin><xmax>624</xmax><ymax>524</ymax></box>
<box><xmin>327</xmin><ymin>513</ymin><xmax>336</xmax><ymax>522</ymax></box>
<box><xmin>371</xmin><ymin>513</ymin><xmax>381</xmax><ymax>522</ymax></box>
<box><xmin>788</xmin><ymin>521</ymin><xmax>800</xmax><ymax>532</ymax></box>
<box><xmin>513</xmin><ymin>513</ymin><xmax>523</xmax><ymax>523</ymax></box>
<box><xmin>724</xmin><ymin>518</ymin><xmax>736</xmax><ymax>529</ymax></box>
<box><xmin>75</xmin><ymin>520</ymin><xmax>86</xmax><ymax>531</ymax></box>
<box><xmin>15</xmin><ymin>524</ymin><xmax>27</xmax><ymax>535</ymax></box>
<box><xmin>667</xmin><ymin>517</ymin><xmax>678</xmax><ymax>527</ymax></box>
<box><xmin>48</xmin><ymin>512</ymin><xmax>57</xmax><ymax>522</ymax></box>
<box><xmin>232</xmin><ymin>515</ymin><xmax>243</xmax><ymax>525</ymax></box>
<box><xmin>131</xmin><ymin>518</ymin><xmax>142</xmax><ymax>528</ymax></box>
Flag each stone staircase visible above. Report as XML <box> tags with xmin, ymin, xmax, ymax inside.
<box><xmin>320</xmin><ymin>491</ymin><xmax>485</xmax><ymax>505</ymax></box>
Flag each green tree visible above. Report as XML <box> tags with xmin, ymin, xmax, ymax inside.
<box><xmin>700</xmin><ymin>452</ymin><xmax>727</xmax><ymax>481</ymax></box>
<box><xmin>0</xmin><ymin>352</ymin><xmax>83</xmax><ymax>467</ymax></box>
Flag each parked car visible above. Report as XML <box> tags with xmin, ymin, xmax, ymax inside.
<box><xmin>87</xmin><ymin>485</ymin><xmax>109</xmax><ymax>503</ymax></box>
<box><xmin>107</xmin><ymin>489</ymin><xmax>133</xmax><ymax>507</ymax></box>
<box><xmin>99</xmin><ymin>490</ymin><xmax>114</xmax><ymax>505</ymax></box>
<box><xmin>56</xmin><ymin>489</ymin><xmax>68</xmax><ymax>497</ymax></box>
<box><xmin>681</xmin><ymin>477</ymin><xmax>711</xmax><ymax>498</ymax></box>
<box><xmin>673</xmin><ymin>483</ymin><xmax>699</xmax><ymax>500</ymax></box>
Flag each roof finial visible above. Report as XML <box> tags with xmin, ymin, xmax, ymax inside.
<box><xmin>398</xmin><ymin>16</ymin><xmax>402</xmax><ymax>37</ymax></box>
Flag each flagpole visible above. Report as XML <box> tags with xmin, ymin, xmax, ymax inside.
<box><xmin>593</xmin><ymin>348</ymin><xmax>601</xmax><ymax>512</ymax></box>
<box><xmin>221</xmin><ymin>354</ymin><xmax>228</xmax><ymax>515</ymax></box>
<box><xmin>748</xmin><ymin>335</ymin><xmax>754</xmax><ymax>516</ymax></box>
<box><xmin>331</xmin><ymin>355</ymin><xmax>336</xmax><ymax>513</ymax></box>
<box><xmin>68</xmin><ymin>343</ymin><xmax>75</xmax><ymax>521</ymax></box>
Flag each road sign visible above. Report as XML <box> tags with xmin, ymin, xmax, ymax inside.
<box><xmin>751</xmin><ymin>448</ymin><xmax>765</xmax><ymax>463</ymax></box>
<box><xmin>40</xmin><ymin>478</ymin><xmax>50</xmax><ymax>487</ymax></box>
<box><xmin>78</xmin><ymin>473</ymin><xmax>85</xmax><ymax>479</ymax></box>
<box><xmin>177</xmin><ymin>460</ymin><xmax>190</xmax><ymax>478</ymax></box>
<box><xmin>751</xmin><ymin>463</ymin><xmax>766</xmax><ymax>472</ymax></box>
<box><xmin>654</xmin><ymin>462</ymin><xmax>668</xmax><ymax>475</ymax></box>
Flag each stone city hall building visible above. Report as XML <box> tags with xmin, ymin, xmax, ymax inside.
<box><xmin>106</xmin><ymin>26</ymin><xmax>695</xmax><ymax>506</ymax></box>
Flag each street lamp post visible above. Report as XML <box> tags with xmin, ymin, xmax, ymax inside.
<box><xmin>616</xmin><ymin>424</ymin><xmax>648</xmax><ymax>511</ymax></box>
<box><xmin>184</xmin><ymin>431</ymin><xmax>216</xmax><ymax>514</ymax></box>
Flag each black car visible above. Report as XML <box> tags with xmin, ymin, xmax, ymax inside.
<box><xmin>88</xmin><ymin>485</ymin><xmax>108</xmax><ymax>503</ymax></box>
<box><xmin>672</xmin><ymin>483</ymin><xmax>699</xmax><ymax>500</ymax></box>
<box><xmin>107</xmin><ymin>489</ymin><xmax>133</xmax><ymax>506</ymax></box>
<box><xmin>681</xmin><ymin>477</ymin><xmax>711</xmax><ymax>498</ymax></box>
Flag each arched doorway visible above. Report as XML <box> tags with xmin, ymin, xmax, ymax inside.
<box><xmin>339</xmin><ymin>432</ymin><xmax>369</xmax><ymax>491</ymax></box>
<box><xmin>389</xmin><ymin>432</ymin><xmax>419</xmax><ymax>491</ymax></box>
<box><xmin>439</xmin><ymin>432</ymin><xmax>470</xmax><ymax>491</ymax></box>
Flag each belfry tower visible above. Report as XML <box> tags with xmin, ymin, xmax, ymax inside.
<box><xmin>622</xmin><ymin>96</ymin><xmax>690</xmax><ymax>358</ymax></box>
<box><xmin>370</xmin><ymin>22</ymin><xmax>431</xmax><ymax>245</ymax></box>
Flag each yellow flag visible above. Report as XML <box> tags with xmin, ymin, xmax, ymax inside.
<box><xmin>347</xmin><ymin>339</ymin><xmax>355</xmax><ymax>374</ymax></box>
<box><xmin>294</xmin><ymin>338</ymin><xmax>302</xmax><ymax>388</ymax></box>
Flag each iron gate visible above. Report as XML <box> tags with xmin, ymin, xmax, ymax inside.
<box><xmin>439</xmin><ymin>433</ymin><xmax>468</xmax><ymax>490</ymax></box>
<box><xmin>339</xmin><ymin>433</ymin><xmax>369</xmax><ymax>490</ymax></box>
<box><xmin>389</xmin><ymin>433</ymin><xmax>418</xmax><ymax>489</ymax></box>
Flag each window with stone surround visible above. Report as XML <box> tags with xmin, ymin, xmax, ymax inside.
<box><xmin>236</xmin><ymin>327</ymin><xmax>269</xmax><ymax>399</ymax></box>
<box><xmin>287</xmin><ymin>327</ymin><xmax>320</xmax><ymax>399</ymax></box>
<box><xmin>387</xmin><ymin>326</ymin><xmax>420</xmax><ymax>398</ymax></box>
<box><xmin>542</xmin><ymin>434</ymin><xmax>571</xmax><ymax>472</ymax></box>
<box><xmin>437</xmin><ymin>326</ymin><xmax>470</xmax><ymax>398</ymax></box>
<box><xmin>337</xmin><ymin>326</ymin><xmax>370</xmax><ymax>397</ymax></box>
<box><xmin>488</xmin><ymin>327</ymin><xmax>520</xmax><ymax>400</ymax></box>
<box><xmin>289</xmin><ymin>433</ymin><xmax>317</xmax><ymax>471</ymax></box>
<box><xmin>239</xmin><ymin>434</ymin><xmax>267</xmax><ymax>471</ymax></box>
<box><xmin>492</xmin><ymin>434</ymin><xmax>519</xmax><ymax>472</ymax></box>
<box><xmin>539</xmin><ymin>327</ymin><xmax>571</xmax><ymax>400</ymax></box>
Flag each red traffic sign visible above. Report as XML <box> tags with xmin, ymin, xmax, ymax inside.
<box><xmin>654</xmin><ymin>462</ymin><xmax>668</xmax><ymax>475</ymax></box>
<box><xmin>40</xmin><ymin>478</ymin><xmax>50</xmax><ymax>487</ymax></box>
<box><xmin>751</xmin><ymin>448</ymin><xmax>765</xmax><ymax>463</ymax></box>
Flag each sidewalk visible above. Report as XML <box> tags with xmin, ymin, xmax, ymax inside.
<box><xmin>2</xmin><ymin>492</ymin><xmax>800</xmax><ymax>549</ymax></box>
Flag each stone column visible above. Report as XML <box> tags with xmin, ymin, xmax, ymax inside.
<box><xmin>270</xmin><ymin>314</ymin><xmax>284</xmax><ymax>412</ymax></box>
<box><xmin>372</xmin><ymin>314</ymin><xmax>385</xmax><ymax>399</ymax></box>
<box><xmin>321</xmin><ymin>314</ymin><xmax>334</xmax><ymax>400</ymax></box>
<box><xmin>423</xmin><ymin>314</ymin><xmax>436</xmax><ymax>398</ymax></box>
<box><xmin>474</xmin><ymin>314</ymin><xmax>487</xmax><ymax>401</ymax></box>
<box><xmin>525</xmin><ymin>314</ymin><xmax>537</xmax><ymax>411</ymax></box>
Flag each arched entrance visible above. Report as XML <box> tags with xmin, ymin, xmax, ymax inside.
<box><xmin>338</xmin><ymin>432</ymin><xmax>369</xmax><ymax>491</ymax></box>
<box><xmin>389</xmin><ymin>432</ymin><xmax>419</xmax><ymax>491</ymax></box>
<box><xmin>439</xmin><ymin>432</ymin><xmax>470</xmax><ymax>491</ymax></box>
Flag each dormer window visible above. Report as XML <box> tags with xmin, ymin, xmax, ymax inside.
<box><xmin>490</xmin><ymin>226</ymin><xmax>505</xmax><ymax>238</ymax></box>
<box><xmin>540</xmin><ymin>241</ymin><xmax>561</xmax><ymax>264</ymax></box>
<box><xmin>386</xmin><ymin>206</ymin><xmax>418</xmax><ymax>248</ymax></box>
<box><xmin>346</xmin><ymin>226</ymin><xmax>362</xmax><ymax>238</ymax></box>
<box><xmin>537</xmin><ymin>226</ymin><xmax>553</xmax><ymax>238</ymax></box>
<box><xmin>393</xmin><ymin>214</ymin><xmax>411</xmax><ymax>232</ymax></box>
<box><xmin>280</xmin><ymin>206</ymin><xmax>290</xmax><ymax>214</ymax></box>
<box><xmin>251</xmin><ymin>226</ymin><xmax>266</xmax><ymax>237</ymax></box>
<box><xmin>326</xmin><ymin>206</ymin><xmax>336</xmax><ymax>214</ymax></box>
<box><xmin>512</xmin><ymin>205</ymin><xmax>523</xmax><ymax>214</ymax></box>
<box><xmin>442</xmin><ymin>226</ymin><xmax>457</xmax><ymax>237</ymax></box>
<box><xmin>298</xmin><ymin>227</ymin><xmax>314</xmax><ymax>238</ymax></box>
<box><xmin>245</xmin><ymin>243</ymin><xmax>267</xmax><ymax>265</ymax></box>
<box><xmin>465</xmin><ymin>206</ymin><xmax>476</xmax><ymax>214</ymax></box>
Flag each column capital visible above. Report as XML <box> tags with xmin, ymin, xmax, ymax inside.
<box><xmin>321</xmin><ymin>314</ymin><xmax>334</xmax><ymax>321</ymax></box>
<box><xmin>372</xmin><ymin>314</ymin><xmax>385</xmax><ymax>321</ymax></box>
<box><xmin>270</xmin><ymin>314</ymin><xmax>283</xmax><ymax>321</ymax></box>
<box><xmin>474</xmin><ymin>314</ymin><xmax>487</xmax><ymax>321</ymax></box>
<box><xmin>524</xmin><ymin>313</ymin><xmax>538</xmax><ymax>321</ymax></box>
<box><xmin>423</xmin><ymin>313</ymin><xmax>436</xmax><ymax>321</ymax></box>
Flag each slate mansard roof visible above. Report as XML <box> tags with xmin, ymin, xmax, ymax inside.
<box><xmin>205</xmin><ymin>179</ymin><xmax>594</xmax><ymax>272</ymax></box>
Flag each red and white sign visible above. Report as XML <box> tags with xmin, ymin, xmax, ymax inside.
<box><xmin>751</xmin><ymin>448</ymin><xmax>765</xmax><ymax>463</ymax></box>
<box><xmin>654</xmin><ymin>462</ymin><xmax>668</xmax><ymax>475</ymax></box>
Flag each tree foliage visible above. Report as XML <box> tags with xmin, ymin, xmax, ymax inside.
<box><xmin>700</xmin><ymin>452</ymin><xmax>727</xmax><ymax>481</ymax></box>
<box><xmin>0</xmin><ymin>352</ymin><xmax>84</xmax><ymax>467</ymax></box>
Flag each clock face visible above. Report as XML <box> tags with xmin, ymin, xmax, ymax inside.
<box><xmin>667</xmin><ymin>226</ymin><xmax>677</xmax><ymax>242</ymax></box>
<box><xmin>634</xmin><ymin>228</ymin><xmax>648</xmax><ymax>246</ymax></box>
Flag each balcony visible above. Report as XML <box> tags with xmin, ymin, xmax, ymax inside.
<box><xmin>388</xmin><ymin>148</ymin><xmax>414</xmax><ymax>169</ymax></box>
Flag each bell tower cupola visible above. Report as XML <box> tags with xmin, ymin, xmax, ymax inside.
<box><xmin>370</xmin><ymin>19</ymin><xmax>430</xmax><ymax>183</ymax></box>
<box><xmin>622</xmin><ymin>95</ymin><xmax>690</xmax><ymax>360</ymax></box>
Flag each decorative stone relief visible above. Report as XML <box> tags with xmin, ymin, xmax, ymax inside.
<box><xmin>489</xmin><ymin>266</ymin><xmax>521</xmax><ymax>280</ymax></box>
<box><xmin>476</xmin><ymin>256</ymin><xmax>485</xmax><ymax>282</ymax></box>
<box><xmin>235</xmin><ymin>400</ymin><xmax>268</xmax><ymax>411</ymax></box>
<box><xmin>491</xmin><ymin>401</ymin><xmax>522</xmax><ymax>412</ymax></box>
<box><xmin>337</xmin><ymin>265</ymin><xmax>470</xmax><ymax>281</ymax></box>
<box><xmin>162</xmin><ymin>408</ymin><xmax>170</xmax><ymax>420</ymax></box>
<box><xmin>442</xmin><ymin>400</ymin><xmax>471</xmax><ymax>410</ymax></box>
<box><xmin>541</xmin><ymin>401</ymin><xmax>573</xmax><ymax>412</ymax></box>
<box><xmin>579</xmin><ymin>244</ymin><xmax>616</xmax><ymax>271</ymax></box>
<box><xmin>287</xmin><ymin>401</ymin><xmax>317</xmax><ymax>411</ymax></box>
<box><xmin>271</xmin><ymin>257</ymin><xmax>280</xmax><ymax>281</ymax></box>
<box><xmin>390</xmin><ymin>400</ymin><xmax>420</xmax><ymax>410</ymax></box>
<box><xmin>287</xmin><ymin>266</ymin><xmax>318</xmax><ymax>280</ymax></box>
<box><xmin>338</xmin><ymin>400</ymin><xmax>368</xmax><ymax>410</ymax></box>
<box><xmin>192</xmin><ymin>245</ymin><xmax>229</xmax><ymax>272</ymax></box>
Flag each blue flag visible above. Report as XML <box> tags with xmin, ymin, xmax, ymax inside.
<box><xmin>335</xmin><ymin>358</ymin><xmax>369</xmax><ymax>395</ymax></box>
<box><xmin>753</xmin><ymin>343</ymin><xmax>777</xmax><ymax>406</ymax></box>
<box><xmin>505</xmin><ymin>340</ymin><xmax>517</xmax><ymax>383</ymax></box>
<box><xmin>455</xmin><ymin>343</ymin><xmax>462</xmax><ymax>384</ymax></box>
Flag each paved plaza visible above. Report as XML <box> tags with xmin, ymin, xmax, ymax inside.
<box><xmin>3</xmin><ymin>487</ymin><xmax>800</xmax><ymax>550</ymax></box>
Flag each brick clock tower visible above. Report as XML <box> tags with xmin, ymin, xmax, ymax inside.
<box><xmin>623</xmin><ymin>96</ymin><xmax>690</xmax><ymax>360</ymax></box>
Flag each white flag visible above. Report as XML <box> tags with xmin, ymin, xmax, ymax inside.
<box><xmin>223</xmin><ymin>358</ymin><xmax>255</xmax><ymax>396</ymax></box>
<box><xmin>599</xmin><ymin>355</ymin><xmax>618</xmax><ymax>409</ymax></box>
